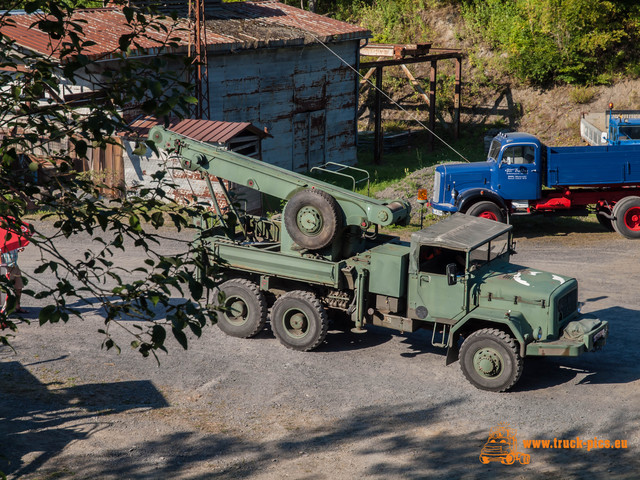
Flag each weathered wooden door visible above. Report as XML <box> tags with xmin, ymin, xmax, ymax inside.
<box><xmin>292</xmin><ymin>110</ymin><xmax>326</xmax><ymax>172</ymax></box>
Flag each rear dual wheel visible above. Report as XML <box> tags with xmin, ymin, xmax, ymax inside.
<box><xmin>270</xmin><ymin>290</ymin><xmax>328</xmax><ymax>351</ymax></box>
<box><xmin>216</xmin><ymin>279</ymin><xmax>267</xmax><ymax>338</ymax></box>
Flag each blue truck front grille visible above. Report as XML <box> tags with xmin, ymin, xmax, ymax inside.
<box><xmin>432</xmin><ymin>173</ymin><xmax>441</xmax><ymax>203</ymax></box>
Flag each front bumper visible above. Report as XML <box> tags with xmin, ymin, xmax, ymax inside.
<box><xmin>430</xmin><ymin>201</ymin><xmax>458</xmax><ymax>215</ymax></box>
<box><xmin>525</xmin><ymin>318</ymin><xmax>609</xmax><ymax>357</ymax></box>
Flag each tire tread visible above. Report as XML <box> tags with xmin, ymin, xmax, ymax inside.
<box><xmin>459</xmin><ymin>327</ymin><xmax>523</xmax><ymax>392</ymax></box>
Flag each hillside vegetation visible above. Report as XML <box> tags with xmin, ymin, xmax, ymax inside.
<box><xmin>288</xmin><ymin>0</ymin><xmax>640</xmax><ymax>88</ymax></box>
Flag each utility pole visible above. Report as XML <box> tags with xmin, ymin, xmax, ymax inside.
<box><xmin>189</xmin><ymin>0</ymin><xmax>211</xmax><ymax>119</ymax></box>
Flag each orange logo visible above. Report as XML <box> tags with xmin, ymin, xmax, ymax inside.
<box><xmin>480</xmin><ymin>423</ymin><xmax>531</xmax><ymax>465</ymax></box>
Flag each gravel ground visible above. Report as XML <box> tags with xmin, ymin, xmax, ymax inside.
<box><xmin>1</xmin><ymin>218</ymin><xmax>639</xmax><ymax>479</ymax></box>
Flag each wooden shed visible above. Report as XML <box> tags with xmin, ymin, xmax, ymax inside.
<box><xmin>133</xmin><ymin>0</ymin><xmax>371</xmax><ymax>171</ymax></box>
<box><xmin>1</xmin><ymin>1</ymin><xmax>370</xmax><ymax>186</ymax></box>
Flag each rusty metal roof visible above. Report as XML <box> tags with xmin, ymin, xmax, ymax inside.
<box><xmin>1</xmin><ymin>3</ymin><xmax>369</xmax><ymax>61</ymax></box>
<box><xmin>205</xmin><ymin>1</ymin><xmax>370</xmax><ymax>46</ymax></box>
<box><xmin>0</xmin><ymin>8</ymin><xmax>194</xmax><ymax>62</ymax></box>
<box><xmin>123</xmin><ymin>116</ymin><xmax>269</xmax><ymax>143</ymax></box>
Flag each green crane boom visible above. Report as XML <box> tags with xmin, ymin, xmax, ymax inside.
<box><xmin>148</xmin><ymin>126</ymin><xmax>410</xmax><ymax>229</ymax></box>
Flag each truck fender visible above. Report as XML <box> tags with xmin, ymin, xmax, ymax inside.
<box><xmin>450</xmin><ymin>313</ymin><xmax>527</xmax><ymax>359</ymax></box>
<box><xmin>457</xmin><ymin>189</ymin><xmax>508</xmax><ymax>214</ymax></box>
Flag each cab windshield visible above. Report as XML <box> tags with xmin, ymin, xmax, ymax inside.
<box><xmin>488</xmin><ymin>139</ymin><xmax>502</xmax><ymax>162</ymax></box>
<box><xmin>468</xmin><ymin>232</ymin><xmax>511</xmax><ymax>269</ymax></box>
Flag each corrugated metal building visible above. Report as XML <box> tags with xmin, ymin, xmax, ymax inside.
<box><xmin>1</xmin><ymin>1</ymin><xmax>370</xmax><ymax>176</ymax></box>
<box><xmin>121</xmin><ymin>116</ymin><xmax>269</xmax><ymax>212</ymax></box>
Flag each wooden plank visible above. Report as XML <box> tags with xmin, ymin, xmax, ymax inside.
<box><xmin>400</xmin><ymin>64</ymin><xmax>429</xmax><ymax>106</ymax></box>
<box><xmin>360</xmin><ymin>51</ymin><xmax>463</xmax><ymax>69</ymax></box>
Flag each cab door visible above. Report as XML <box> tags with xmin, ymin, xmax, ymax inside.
<box><xmin>408</xmin><ymin>246</ymin><xmax>467</xmax><ymax>322</ymax></box>
<box><xmin>496</xmin><ymin>144</ymin><xmax>540</xmax><ymax>200</ymax></box>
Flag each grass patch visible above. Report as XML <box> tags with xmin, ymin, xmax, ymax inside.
<box><xmin>355</xmin><ymin>128</ymin><xmax>487</xmax><ymax>196</ymax></box>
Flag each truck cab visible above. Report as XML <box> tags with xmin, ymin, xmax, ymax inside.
<box><xmin>431</xmin><ymin>132</ymin><xmax>543</xmax><ymax>220</ymax></box>
<box><xmin>401</xmin><ymin>215</ymin><xmax>608</xmax><ymax>391</ymax></box>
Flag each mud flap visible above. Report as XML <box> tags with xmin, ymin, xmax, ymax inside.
<box><xmin>446</xmin><ymin>343</ymin><xmax>460</xmax><ymax>365</ymax></box>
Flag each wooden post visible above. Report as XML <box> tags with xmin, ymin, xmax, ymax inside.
<box><xmin>429</xmin><ymin>60</ymin><xmax>437</xmax><ymax>151</ymax></box>
<box><xmin>374</xmin><ymin>66</ymin><xmax>384</xmax><ymax>165</ymax></box>
<box><xmin>454</xmin><ymin>56</ymin><xmax>461</xmax><ymax>140</ymax></box>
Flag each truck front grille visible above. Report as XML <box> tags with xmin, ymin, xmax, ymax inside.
<box><xmin>557</xmin><ymin>289</ymin><xmax>578</xmax><ymax>322</ymax></box>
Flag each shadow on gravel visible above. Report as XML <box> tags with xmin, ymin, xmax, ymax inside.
<box><xmin>62</xmin><ymin>296</ymin><xmax>199</xmax><ymax>322</ymax></box>
<box><xmin>510</xmin><ymin>216</ymin><xmax>611</xmax><ymax>239</ymax></box>
<box><xmin>0</xmin><ymin>361</ymin><xmax>168</xmax><ymax>478</ymax></box>
<box><xmin>10</xmin><ymin>399</ymin><xmax>638</xmax><ymax>479</ymax></box>
<box><xmin>321</xmin><ymin>324</ymin><xmax>395</xmax><ymax>352</ymax></box>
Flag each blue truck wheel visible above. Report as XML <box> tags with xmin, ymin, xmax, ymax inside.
<box><xmin>613</xmin><ymin>196</ymin><xmax>640</xmax><ymax>239</ymax></box>
<box><xmin>466</xmin><ymin>201</ymin><xmax>506</xmax><ymax>223</ymax></box>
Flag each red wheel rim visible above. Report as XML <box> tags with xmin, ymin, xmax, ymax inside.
<box><xmin>478</xmin><ymin>211</ymin><xmax>498</xmax><ymax>221</ymax></box>
<box><xmin>624</xmin><ymin>206</ymin><xmax>640</xmax><ymax>231</ymax></box>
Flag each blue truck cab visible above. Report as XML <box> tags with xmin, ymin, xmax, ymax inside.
<box><xmin>431</xmin><ymin>132</ymin><xmax>543</xmax><ymax>221</ymax></box>
<box><xmin>430</xmin><ymin>131</ymin><xmax>640</xmax><ymax>238</ymax></box>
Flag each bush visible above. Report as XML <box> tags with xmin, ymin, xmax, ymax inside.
<box><xmin>569</xmin><ymin>86</ymin><xmax>595</xmax><ymax>105</ymax></box>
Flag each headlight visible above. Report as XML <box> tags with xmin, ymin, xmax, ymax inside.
<box><xmin>451</xmin><ymin>189</ymin><xmax>458</xmax><ymax>200</ymax></box>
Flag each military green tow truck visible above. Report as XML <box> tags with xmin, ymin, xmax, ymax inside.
<box><xmin>149</xmin><ymin>126</ymin><xmax>608</xmax><ymax>392</ymax></box>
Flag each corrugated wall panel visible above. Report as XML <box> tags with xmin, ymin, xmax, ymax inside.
<box><xmin>207</xmin><ymin>41</ymin><xmax>359</xmax><ymax>171</ymax></box>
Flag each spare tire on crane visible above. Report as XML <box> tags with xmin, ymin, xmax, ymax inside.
<box><xmin>284</xmin><ymin>188</ymin><xmax>342</xmax><ymax>250</ymax></box>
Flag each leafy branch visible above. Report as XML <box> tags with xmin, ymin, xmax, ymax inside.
<box><xmin>0</xmin><ymin>0</ymin><xmax>221</xmax><ymax>356</ymax></box>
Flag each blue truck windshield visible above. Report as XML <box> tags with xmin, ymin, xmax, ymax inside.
<box><xmin>488</xmin><ymin>140</ymin><xmax>501</xmax><ymax>162</ymax></box>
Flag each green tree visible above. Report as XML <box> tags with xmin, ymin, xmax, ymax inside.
<box><xmin>0</xmin><ymin>0</ymin><xmax>218</xmax><ymax>357</ymax></box>
<box><xmin>461</xmin><ymin>0</ymin><xmax>640</xmax><ymax>85</ymax></box>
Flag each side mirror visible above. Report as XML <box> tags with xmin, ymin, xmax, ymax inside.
<box><xmin>446</xmin><ymin>263</ymin><xmax>457</xmax><ymax>286</ymax></box>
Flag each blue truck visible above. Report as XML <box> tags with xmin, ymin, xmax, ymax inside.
<box><xmin>581</xmin><ymin>108</ymin><xmax>640</xmax><ymax>146</ymax></box>
<box><xmin>430</xmin><ymin>131</ymin><xmax>640</xmax><ymax>238</ymax></box>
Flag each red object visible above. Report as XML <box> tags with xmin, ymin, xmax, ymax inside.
<box><xmin>0</xmin><ymin>218</ymin><xmax>31</xmax><ymax>254</ymax></box>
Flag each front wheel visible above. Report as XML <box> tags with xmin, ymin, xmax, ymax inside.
<box><xmin>466</xmin><ymin>201</ymin><xmax>506</xmax><ymax>223</ymax></box>
<box><xmin>459</xmin><ymin>328</ymin><xmax>523</xmax><ymax>392</ymax></box>
<box><xmin>612</xmin><ymin>196</ymin><xmax>640</xmax><ymax>239</ymax></box>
